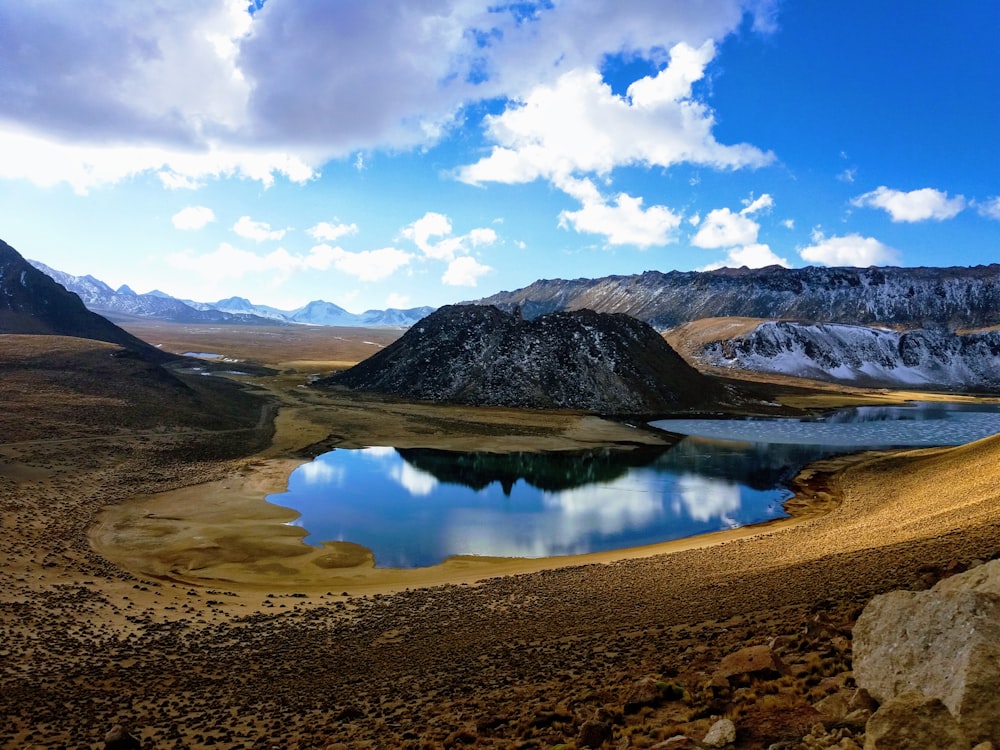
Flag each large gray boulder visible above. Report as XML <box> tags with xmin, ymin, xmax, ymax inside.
<box><xmin>853</xmin><ymin>559</ymin><xmax>1000</xmax><ymax>746</ymax></box>
<box><xmin>863</xmin><ymin>693</ymin><xmax>968</xmax><ymax>750</ymax></box>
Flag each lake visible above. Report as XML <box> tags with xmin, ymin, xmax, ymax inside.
<box><xmin>267</xmin><ymin>401</ymin><xmax>1000</xmax><ymax>568</ymax></box>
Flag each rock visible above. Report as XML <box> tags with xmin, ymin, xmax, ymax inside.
<box><xmin>623</xmin><ymin>676</ymin><xmax>660</xmax><ymax>713</ymax></box>
<box><xmin>863</xmin><ymin>692</ymin><xmax>968</xmax><ymax>750</ymax></box>
<box><xmin>713</xmin><ymin>644</ymin><xmax>789</xmax><ymax>684</ymax></box>
<box><xmin>577</xmin><ymin>719</ymin><xmax>612</xmax><ymax>748</ymax></box>
<box><xmin>702</xmin><ymin>718</ymin><xmax>736</xmax><ymax>747</ymax></box>
<box><xmin>972</xmin><ymin>743</ymin><xmax>997</xmax><ymax>750</ymax></box>
<box><xmin>103</xmin><ymin>724</ymin><xmax>141</xmax><ymax>750</ymax></box>
<box><xmin>814</xmin><ymin>691</ymin><xmax>851</xmax><ymax>725</ymax></box>
<box><xmin>650</xmin><ymin>736</ymin><xmax>697</xmax><ymax>749</ymax></box>
<box><xmin>853</xmin><ymin>559</ymin><xmax>1000</xmax><ymax>745</ymax></box>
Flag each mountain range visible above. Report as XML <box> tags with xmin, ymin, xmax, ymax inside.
<box><xmin>477</xmin><ymin>264</ymin><xmax>1000</xmax><ymax>331</ymax></box>
<box><xmin>29</xmin><ymin>260</ymin><xmax>434</xmax><ymax>328</ymax></box>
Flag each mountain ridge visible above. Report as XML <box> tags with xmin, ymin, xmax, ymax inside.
<box><xmin>477</xmin><ymin>264</ymin><xmax>1000</xmax><ymax>331</ymax></box>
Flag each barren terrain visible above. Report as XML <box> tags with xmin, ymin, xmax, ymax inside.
<box><xmin>2</xmin><ymin>324</ymin><xmax>999</xmax><ymax>749</ymax></box>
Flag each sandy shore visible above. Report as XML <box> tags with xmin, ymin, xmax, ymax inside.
<box><xmin>4</xmin><ymin>384</ymin><xmax>1000</xmax><ymax>748</ymax></box>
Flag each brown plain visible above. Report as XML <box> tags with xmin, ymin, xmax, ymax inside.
<box><xmin>2</xmin><ymin>323</ymin><xmax>999</xmax><ymax>749</ymax></box>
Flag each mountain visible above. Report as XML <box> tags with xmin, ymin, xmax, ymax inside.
<box><xmin>700</xmin><ymin>321</ymin><xmax>1000</xmax><ymax>392</ymax></box>
<box><xmin>477</xmin><ymin>265</ymin><xmax>1000</xmax><ymax>331</ymax></box>
<box><xmin>30</xmin><ymin>261</ymin><xmax>279</xmax><ymax>325</ymax></box>
<box><xmin>320</xmin><ymin>304</ymin><xmax>730</xmax><ymax>415</ymax></box>
<box><xmin>0</xmin><ymin>239</ymin><xmax>170</xmax><ymax>360</ymax></box>
<box><xmin>29</xmin><ymin>260</ymin><xmax>434</xmax><ymax>327</ymax></box>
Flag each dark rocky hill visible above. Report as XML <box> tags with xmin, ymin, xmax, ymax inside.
<box><xmin>477</xmin><ymin>264</ymin><xmax>1000</xmax><ymax>331</ymax></box>
<box><xmin>320</xmin><ymin>304</ymin><xmax>730</xmax><ymax>415</ymax></box>
<box><xmin>0</xmin><ymin>239</ymin><xmax>171</xmax><ymax>361</ymax></box>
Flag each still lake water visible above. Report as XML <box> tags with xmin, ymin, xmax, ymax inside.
<box><xmin>268</xmin><ymin>402</ymin><xmax>1000</xmax><ymax>568</ymax></box>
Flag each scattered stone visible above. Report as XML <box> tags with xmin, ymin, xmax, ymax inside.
<box><xmin>577</xmin><ymin>718</ymin><xmax>612</xmax><ymax>748</ymax></box>
<box><xmin>713</xmin><ymin>644</ymin><xmax>789</xmax><ymax>684</ymax></box>
<box><xmin>623</xmin><ymin>676</ymin><xmax>660</xmax><ymax>713</ymax></box>
<box><xmin>863</xmin><ymin>692</ymin><xmax>968</xmax><ymax>750</ymax></box>
<box><xmin>650</xmin><ymin>736</ymin><xmax>697</xmax><ymax>749</ymax></box>
<box><xmin>854</xmin><ymin>559</ymin><xmax>1000</xmax><ymax>745</ymax></box>
<box><xmin>702</xmin><ymin>718</ymin><xmax>736</xmax><ymax>748</ymax></box>
<box><xmin>103</xmin><ymin>723</ymin><xmax>141</xmax><ymax>750</ymax></box>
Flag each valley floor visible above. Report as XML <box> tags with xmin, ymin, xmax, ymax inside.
<box><xmin>2</xmin><ymin>342</ymin><xmax>1000</xmax><ymax>748</ymax></box>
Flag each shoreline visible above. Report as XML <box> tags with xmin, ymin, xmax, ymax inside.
<box><xmin>88</xmin><ymin>410</ymin><xmax>854</xmax><ymax>596</ymax></box>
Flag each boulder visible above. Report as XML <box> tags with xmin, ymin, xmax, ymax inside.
<box><xmin>853</xmin><ymin>559</ymin><xmax>1000</xmax><ymax>745</ymax></box>
<box><xmin>702</xmin><ymin>718</ymin><xmax>736</xmax><ymax>747</ymax></box>
<box><xmin>623</xmin><ymin>676</ymin><xmax>660</xmax><ymax>713</ymax></box>
<box><xmin>577</xmin><ymin>718</ymin><xmax>612</xmax><ymax>748</ymax></box>
<box><xmin>863</xmin><ymin>692</ymin><xmax>968</xmax><ymax>750</ymax></box>
<box><xmin>713</xmin><ymin>644</ymin><xmax>789</xmax><ymax>684</ymax></box>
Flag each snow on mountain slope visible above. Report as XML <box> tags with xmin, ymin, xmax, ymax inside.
<box><xmin>703</xmin><ymin>321</ymin><xmax>1000</xmax><ymax>390</ymax></box>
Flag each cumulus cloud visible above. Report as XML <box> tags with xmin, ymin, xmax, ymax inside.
<box><xmin>0</xmin><ymin>1</ymin><xmax>771</xmax><ymax>189</ymax></box>
<box><xmin>307</xmin><ymin>221</ymin><xmax>359</xmax><ymax>242</ymax></box>
<box><xmin>233</xmin><ymin>215</ymin><xmax>287</xmax><ymax>242</ymax></box>
<box><xmin>171</xmin><ymin>206</ymin><xmax>216</xmax><ymax>230</ymax></box>
<box><xmin>319</xmin><ymin>245</ymin><xmax>414</xmax><ymax>282</ymax></box>
<box><xmin>977</xmin><ymin>197</ymin><xmax>1000</xmax><ymax>221</ymax></box>
<box><xmin>691</xmin><ymin>207</ymin><xmax>760</xmax><ymax>248</ymax></box>
<box><xmin>701</xmin><ymin>243</ymin><xmax>789</xmax><ymax>271</ymax></box>
<box><xmin>457</xmin><ymin>41</ymin><xmax>773</xmax><ymax>186</ymax></box>
<box><xmin>442</xmin><ymin>256</ymin><xmax>493</xmax><ymax>286</ymax></box>
<box><xmin>851</xmin><ymin>186</ymin><xmax>966</xmax><ymax>222</ymax></box>
<box><xmin>799</xmin><ymin>230</ymin><xmax>900</xmax><ymax>267</ymax></box>
<box><xmin>401</xmin><ymin>212</ymin><xmax>497</xmax><ymax>261</ymax></box>
<box><xmin>557</xmin><ymin>178</ymin><xmax>682</xmax><ymax>247</ymax></box>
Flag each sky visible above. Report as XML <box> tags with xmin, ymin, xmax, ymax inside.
<box><xmin>0</xmin><ymin>1</ymin><xmax>998</xmax><ymax>314</ymax></box>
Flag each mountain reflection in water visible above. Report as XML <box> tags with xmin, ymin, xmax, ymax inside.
<box><xmin>268</xmin><ymin>439</ymin><xmax>825</xmax><ymax>568</ymax></box>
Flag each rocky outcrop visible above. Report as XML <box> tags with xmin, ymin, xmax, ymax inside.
<box><xmin>0</xmin><ymin>239</ymin><xmax>170</xmax><ymax>361</ymax></box>
<box><xmin>478</xmin><ymin>264</ymin><xmax>1000</xmax><ymax>331</ymax></box>
<box><xmin>853</xmin><ymin>559</ymin><xmax>1000</xmax><ymax>746</ymax></box>
<box><xmin>321</xmin><ymin>305</ymin><xmax>730</xmax><ymax>415</ymax></box>
<box><xmin>701</xmin><ymin>321</ymin><xmax>1000</xmax><ymax>390</ymax></box>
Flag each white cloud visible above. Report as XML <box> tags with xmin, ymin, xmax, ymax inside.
<box><xmin>557</xmin><ymin>177</ymin><xmax>682</xmax><ymax>247</ymax></box>
<box><xmin>171</xmin><ymin>205</ymin><xmax>216</xmax><ymax>230</ymax></box>
<box><xmin>166</xmin><ymin>240</ymin><xmax>410</xmax><ymax>283</ymax></box>
<box><xmin>442</xmin><ymin>256</ymin><xmax>493</xmax><ymax>286</ymax></box>
<box><xmin>233</xmin><ymin>215</ymin><xmax>287</xmax><ymax>242</ymax></box>
<box><xmin>976</xmin><ymin>197</ymin><xmax>1000</xmax><ymax>221</ymax></box>
<box><xmin>321</xmin><ymin>245</ymin><xmax>413</xmax><ymax>282</ymax></box>
<box><xmin>385</xmin><ymin>292</ymin><xmax>411</xmax><ymax>309</ymax></box>
<box><xmin>740</xmin><ymin>193</ymin><xmax>774</xmax><ymax>216</ymax></box>
<box><xmin>799</xmin><ymin>230</ymin><xmax>900</xmax><ymax>267</ymax></box>
<box><xmin>307</xmin><ymin>221</ymin><xmax>359</xmax><ymax>242</ymax></box>
<box><xmin>0</xmin><ymin>125</ymin><xmax>316</xmax><ymax>194</ymax></box>
<box><xmin>691</xmin><ymin>207</ymin><xmax>760</xmax><ymax>248</ymax></box>
<box><xmin>401</xmin><ymin>211</ymin><xmax>498</xmax><ymax>262</ymax></box>
<box><xmin>457</xmin><ymin>41</ymin><xmax>773</xmax><ymax>186</ymax></box>
<box><xmin>700</xmin><ymin>243</ymin><xmax>789</xmax><ymax>271</ymax></box>
<box><xmin>0</xmin><ymin>2</ymin><xmax>770</xmax><ymax>189</ymax></box>
<box><xmin>851</xmin><ymin>186</ymin><xmax>965</xmax><ymax>222</ymax></box>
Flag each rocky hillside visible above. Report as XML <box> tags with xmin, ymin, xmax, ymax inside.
<box><xmin>478</xmin><ymin>264</ymin><xmax>1000</xmax><ymax>331</ymax></box>
<box><xmin>321</xmin><ymin>304</ymin><xmax>729</xmax><ymax>415</ymax></box>
<box><xmin>701</xmin><ymin>321</ymin><xmax>1000</xmax><ymax>391</ymax></box>
<box><xmin>0</xmin><ymin>239</ymin><xmax>170</xmax><ymax>360</ymax></box>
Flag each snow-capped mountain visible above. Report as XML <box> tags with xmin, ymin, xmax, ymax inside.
<box><xmin>702</xmin><ymin>321</ymin><xmax>1000</xmax><ymax>391</ymax></box>
<box><xmin>478</xmin><ymin>264</ymin><xmax>1000</xmax><ymax>331</ymax></box>
<box><xmin>28</xmin><ymin>260</ymin><xmax>433</xmax><ymax>328</ymax></box>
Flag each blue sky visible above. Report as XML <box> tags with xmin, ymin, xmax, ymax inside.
<box><xmin>1</xmin><ymin>1</ymin><xmax>997</xmax><ymax>313</ymax></box>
